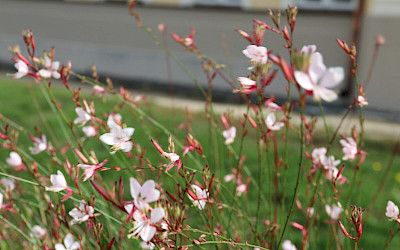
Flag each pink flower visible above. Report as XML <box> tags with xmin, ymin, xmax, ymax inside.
<box><xmin>300</xmin><ymin>44</ymin><xmax>316</xmax><ymax>55</ymax></box>
<box><xmin>311</xmin><ymin>147</ymin><xmax>327</xmax><ymax>166</ymax></box>
<box><xmin>294</xmin><ymin>51</ymin><xmax>344</xmax><ymax>102</ymax></box>
<box><xmin>235</xmin><ymin>77</ymin><xmax>257</xmax><ymax>94</ymax></box>
<box><xmin>224</xmin><ymin>174</ymin><xmax>235</xmax><ymax>182</ymax></box>
<box><xmin>82</xmin><ymin>126</ymin><xmax>96</xmax><ymax>137</ymax></box>
<box><xmin>282</xmin><ymin>240</ymin><xmax>297</xmax><ymax>250</ymax></box>
<box><xmin>78</xmin><ymin>159</ymin><xmax>109</xmax><ymax>181</ymax></box>
<box><xmin>30</xmin><ymin>135</ymin><xmax>47</xmax><ymax>155</ymax></box>
<box><xmin>325</xmin><ymin>204</ymin><xmax>343</xmax><ymax>220</ymax></box>
<box><xmin>69</xmin><ymin>200</ymin><xmax>95</xmax><ymax>224</ymax></box>
<box><xmin>340</xmin><ymin>137</ymin><xmax>357</xmax><ymax>161</ymax></box>
<box><xmin>242</xmin><ymin>45</ymin><xmax>268</xmax><ymax>65</ymax></box>
<box><xmin>265</xmin><ymin>113</ymin><xmax>284</xmax><ymax>131</ymax></box>
<box><xmin>38</xmin><ymin>56</ymin><xmax>60</xmax><ymax>79</ymax></box>
<box><xmin>357</xmin><ymin>96</ymin><xmax>368</xmax><ymax>107</ymax></box>
<box><xmin>1</xmin><ymin>178</ymin><xmax>15</xmax><ymax>191</ymax></box>
<box><xmin>322</xmin><ymin>155</ymin><xmax>340</xmax><ymax>170</ymax></box>
<box><xmin>92</xmin><ymin>85</ymin><xmax>106</xmax><ymax>97</ymax></box>
<box><xmin>32</xmin><ymin>225</ymin><xmax>46</xmax><ymax>240</ymax></box>
<box><xmin>222</xmin><ymin>126</ymin><xmax>236</xmax><ymax>145</ymax></box>
<box><xmin>130</xmin><ymin>208</ymin><xmax>165</xmax><ymax>242</ymax></box>
<box><xmin>386</xmin><ymin>200</ymin><xmax>399</xmax><ymax>221</ymax></box>
<box><xmin>55</xmin><ymin>233</ymin><xmax>80</xmax><ymax>250</ymax></box>
<box><xmin>188</xmin><ymin>184</ymin><xmax>209</xmax><ymax>210</ymax></box>
<box><xmin>6</xmin><ymin>151</ymin><xmax>22</xmax><ymax>167</ymax></box>
<box><xmin>7</xmin><ymin>60</ymin><xmax>29</xmax><ymax>79</ymax></box>
<box><xmin>128</xmin><ymin>178</ymin><xmax>160</xmax><ymax>210</ymax></box>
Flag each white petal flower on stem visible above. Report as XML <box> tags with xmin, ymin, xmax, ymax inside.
<box><xmin>38</xmin><ymin>56</ymin><xmax>60</xmax><ymax>79</ymax></box>
<box><xmin>129</xmin><ymin>178</ymin><xmax>160</xmax><ymax>210</ymax></box>
<box><xmin>6</xmin><ymin>151</ymin><xmax>22</xmax><ymax>167</ymax></box>
<box><xmin>131</xmin><ymin>208</ymin><xmax>165</xmax><ymax>242</ymax></box>
<box><xmin>32</xmin><ymin>225</ymin><xmax>46</xmax><ymax>240</ymax></box>
<box><xmin>325</xmin><ymin>204</ymin><xmax>343</xmax><ymax>220</ymax></box>
<box><xmin>340</xmin><ymin>137</ymin><xmax>357</xmax><ymax>161</ymax></box>
<box><xmin>55</xmin><ymin>233</ymin><xmax>80</xmax><ymax>250</ymax></box>
<box><xmin>78</xmin><ymin>159</ymin><xmax>109</xmax><ymax>182</ymax></box>
<box><xmin>82</xmin><ymin>126</ymin><xmax>96</xmax><ymax>137</ymax></box>
<box><xmin>74</xmin><ymin>107</ymin><xmax>91</xmax><ymax>125</ymax></box>
<box><xmin>188</xmin><ymin>184</ymin><xmax>209</xmax><ymax>210</ymax></box>
<box><xmin>242</xmin><ymin>45</ymin><xmax>268</xmax><ymax>65</ymax></box>
<box><xmin>45</xmin><ymin>171</ymin><xmax>68</xmax><ymax>192</ymax></box>
<box><xmin>386</xmin><ymin>200</ymin><xmax>399</xmax><ymax>220</ymax></box>
<box><xmin>222</xmin><ymin>126</ymin><xmax>236</xmax><ymax>145</ymax></box>
<box><xmin>69</xmin><ymin>200</ymin><xmax>95</xmax><ymax>224</ymax></box>
<box><xmin>265</xmin><ymin>113</ymin><xmax>284</xmax><ymax>131</ymax></box>
<box><xmin>357</xmin><ymin>96</ymin><xmax>368</xmax><ymax>107</ymax></box>
<box><xmin>7</xmin><ymin>60</ymin><xmax>29</xmax><ymax>79</ymax></box>
<box><xmin>30</xmin><ymin>135</ymin><xmax>47</xmax><ymax>155</ymax></box>
<box><xmin>1</xmin><ymin>178</ymin><xmax>15</xmax><ymax>191</ymax></box>
<box><xmin>321</xmin><ymin>155</ymin><xmax>340</xmax><ymax>170</ymax></box>
<box><xmin>235</xmin><ymin>77</ymin><xmax>257</xmax><ymax>94</ymax></box>
<box><xmin>294</xmin><ymin>52</ymin><xmax>344</xmax><ymax>102</ymax></box>
<box><xmin>100</xmin><ymin>124</ymin><xmax>134</xmax><ymax>153</ymax></box>
<box><xmin>311</xmin><ymin>147</ymin><xmax>327</xmax><ymax>166</ymax></box>
<box><xmin>282</xmin><ymin>240</ymin><xmax>297</xmax><ymax>250</ymax></box>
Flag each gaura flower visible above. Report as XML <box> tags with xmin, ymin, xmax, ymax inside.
<box><xmin>74</xmin><ymin>107</ymin><xmax>91</xmax><ymax>125</ymax></box>
<box><xmin>127</xmin><ymin>178</ymin><xmax>160</xmax><ymax>210</ymax></box>
<box><xmin>311</xmin><ymin>147</ymin><xmax>327</xmax><ymax>166</ymax></box>
<box><xmin>45</xmin><ymin>171</ymin><xmax>72</xmax><ymax>201</ymax></box>
<box><xmin>78</xmin><ymin>159</ymin><xmax>109</xmax><ymax>181</ymax></box>
<box><xmin>100</xmin><ymin>123</ymin><xmax>134</xmax><ymax>153</ymax></box>
<box><xmin>6</xmin><ymin>151</ymin><xmax>22</xmax><ymax>167</ymax></box>
<box><xmin>340</xmin><ymin>137</ymin><xmax>357</xmax><ymax>161</ymax></box>
<box><xmin>357</xmin><ymin>95</ymin><xmax>368</xmax><ymax>107</ymax></box>
<box><xmin>7</xmin><ymin>60</ymin><xmax>29</xmax><ymax>79</ymax></box>
<box><xmin>0</xmin><ymin>193</ymin><xmax>3</xmax><ymax>209</ymax></box>
<box><xmin>242</xmin><ymin>45</ymin><xmax>268</xmax><ymax>65</ymax></box>
<box><xmin>69</xmin><ymin>200</ymin><xmax>95</xmax><ymax>224</ymax></box>
<box><xmin>385</xmin><ymin>200</ymin><xmax>399</xmax><ymax>221</ymax></box>
<box><xmin>92</xmin><ymin>85</ymin><xmax>106</xmax><ymax>98</ymax></box>
<box><xmin>38</xmin><ymin>56</ymin><xmax>60</xmax><ymax>79</ymax></box>
<box><xmin>234</xmin><ymin>77</ymin><xmax>257</xmax><ymax>94</ymax></box>
<box><xmin>1</xmin><ymin>178</ymin><xmax>15</xmax><ymax>191</ymax></box>
<box><xmin>32</xmin><ymin>225</ymin><xmax>46</xmax><ymax>240</ymax></box>
<box><xmin>30</xmin><ymin>135</ymin><xmax>47</xmax><ymax>155</ymax></box>
<box><xmin>282</xmin><ymin>240</ymin><xmax>297</xmax><ymax>250</ymax></box>
<box><xmin>55</xmin><ymin>233</ymin><xmax>80</xmax><ymax>250</ymax></box>
<box><xmin>141</xmin><ymin>241</ymin><xmax>155</xmax><ymax>249</ymax></box>
<box><xmin>265</xmin><ymin>113</ymin><xmax>284</xmax><ymax>131</ymax></box>
<box><xmin>82</xmin><ymin>126</ymin><xmax>96</xmax><ymax>137</ymax></box>
<box><xmin>325</xmin><ymin>204</ymin><xmax>343</xmax><ymax>220</ymax></box>
<box><xmin>188</xmin><ymin>184</ymin><xmax>209</xmax><ymax>210</ymax></box>
<box><xmin>130</xmin><ymin>208</ymin><xmax>165</xmax><ymax>242</ymax></box>
<box><xmin>222</xmin><ymin>126</ymin><xmax>236</xmax><ymax>145</ymax></box>
<box><xmin>294</xmin><ymin>50</ymin><xmax>344</xmax><ymax>102</ymax></box>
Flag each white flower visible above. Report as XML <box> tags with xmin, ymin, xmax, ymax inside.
<box><xmin>294</xmin><ymin>51</ymin><xmax>344</xmax><ymax>102</ymax></box>
<box><xmin>131</xmin><ymin>208</ymin><xmax>165</xmax><ymax>242</ymax></box>
<box><xmin>82</xmin><ymin>126</ymin><xmax>96</xmax><ymax>137</ymax></box>
<box><xmin>306</xmin><ymin>207</ymin><xmax>314</xmax><ymax>217</ymax></box>
<box><xmin>162</xmin><ymin>152</ymin><xmax>180</xmax><ymax>163</ymax></box>
<box><xmin>265</xmin><ymin>113</ymin><xmax>284</xmax><ymax>131</ymax></box>
<box><xmin>100</xmin><ymin>122</ymin><xmax>134</xmax><ymax>153</ymax></box>
<box><xmin>32</xmin><ymin>225</ymin><xmax>46</xmax><ymax>240</ymax></box>
<box><xmin>282</xmin><ymin>240</ymin><xmax>297</xmax><ymax>250</ymax></box>
<box><xmin>74</xmin><ymin>107</ymin><xmax>91</xmax><ymax>125</ymax></box>
<box><xmin>325</xmin><ymin>204</ymin><xmax>343</xmax><ymax>220</ymax></box>
<box><xmin>311</xmin><ymin>147</ymin><xmax>327</xmax><ymax>166</ymax></box>
<box><xmin>45</xmin><ymin>171</ymin><xmax>68</xmax><ymax>192</ymax></box>
<box><xmin>7</xmin><ymin>60</ymin><xmax>29</xmax><ymax>79</ymax></box>
<box><xmin>6</xmin><ymin>151</ymin><xmax>22</xmax><ymax>167</ymax></box>
<box><xmin>1</xmin><ymin>178</ymin><xmax>15</xmax><ymax>191</ymax></box>
<box><xmin>38</xmin><ymin>56</ymin><xmax>60</xmax><ymax>79</ymax></box>
<box><xmin>69</xmin><ymin>200</ymin><xmax>95</xmax><ymax>224</ymax></box>
<box><xmin>340</xmin><ymin>137</ymin><xmax>357</xmax><ymax>161</ymax></box>
<box><xmin>188</xmin><ymin>184</ymin><xmax>209</xmax><ymax>210</ymax></box>
<box><xmin>322</xmin><ymin>155</ymin><xmax>340</xmax><ymax>170</ymax></box>
<box><xmin>300</xmin><ymin>44</ymin><xmax>317</xmax><ymax>56</ymax></box>
<box><xmin>224</xmin><ymin>174</ymin><xmax>235</xmax><ymax>182</ymax></box>
<box><xmin>141</xmin><ymin>241</ymin><xmax>155</xmax><ymax>249</ymax></box>
<box><xmin>55</xmin><ymin>233</ymin><xmax>80</xmax><ymax>250</ymax></box>
<box><xmin>236</xmin><ymin>77</ymin><xmax>257</xmax><ymax>94</ymax></box>
<box><xmin>223</xmin><ymin>126</ymin><xmax>236</xmax><ymax>145</ymax></box>
<box><xmin>357</xmin><ymin>96</ymin><xmax>368</xmax><ymax>107</ymax></box>
<box><xmin>242</xmin><ymin>45</ymin><xmax>268</xmax><ymax>65</ymax></box>
<box><xmin>386</xmin><ymin>200</ymin><xmax>399</xmax><ymax>220</ymax></box>
<box><xmin>0</xmin><ymin>193</ymin><xmax>3</xmax><ymax>209</ymax></box>
<box><xmin>127</xmin><ymin>178</ymin><xmax>160</xmax><ymax>210</ymax></box>
<box><xmin>30</xmin><ymin>135</ymin><xmax>47</xmax><ymax>155</ymax></box>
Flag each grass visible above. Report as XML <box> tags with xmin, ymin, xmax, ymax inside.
<box><xmin>0</xmin><ymin>75</ymin><xmax>400</xmax><ymax>249</ymax></box>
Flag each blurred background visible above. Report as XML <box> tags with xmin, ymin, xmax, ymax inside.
<box><xmin>0</xmin><ymin>0</ymin><xmax>399</xmax><ymax>119</ymax></box>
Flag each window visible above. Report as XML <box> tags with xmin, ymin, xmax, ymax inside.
<box><xmin>296</xmin><ymin>0</ymin><xmax>356</xmax><ymax>11</ymax></box>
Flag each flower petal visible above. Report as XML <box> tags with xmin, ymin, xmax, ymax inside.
<box><xmin>150</xmin><ymin>207</ymin><xmax>165</xmax><ymax>223</ymax></box>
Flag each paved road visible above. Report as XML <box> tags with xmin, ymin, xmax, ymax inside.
<box><xmin>0</xmin><ymin>0</ymin><xmax>352</xmax><ymax>103</ymax></box>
